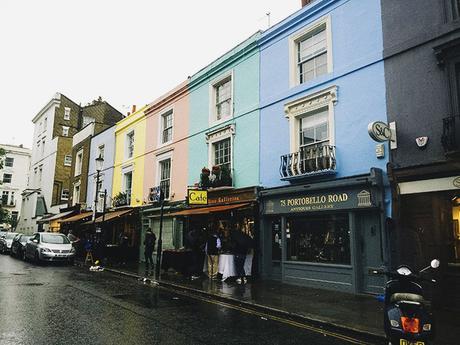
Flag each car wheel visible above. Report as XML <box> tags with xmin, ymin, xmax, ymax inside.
<box><xmin>34</xmin><ymin>251</ymin><xmax>40</xmax><ymax>264</ymax></box>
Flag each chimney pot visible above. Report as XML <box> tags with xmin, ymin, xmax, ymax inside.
<box><xmin>132</xmin><ymin>105</ymin><xmax>136</xmax><ymax>113</ymax></box>
<box><xmin>302</xmin><ymin>0</ymin><xmax>313</xmax><ymax>7</ymax></box>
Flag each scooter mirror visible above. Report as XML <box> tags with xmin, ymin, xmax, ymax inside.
<box><xmin>431</xmin><ymin>259</ymin><xmax>440</xmax><ymax>269</ymax></box>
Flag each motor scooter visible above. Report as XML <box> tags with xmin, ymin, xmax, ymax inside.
<box><xmin>383</xmin><ymin>259</ymin><xmax>440</xmax><ymax>345</ymax></box>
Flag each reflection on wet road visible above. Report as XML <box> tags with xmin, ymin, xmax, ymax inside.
<box><xmin>0</xmin><ymin>255</ymin><xmax>370</xmax><ymax>345</ymax></box>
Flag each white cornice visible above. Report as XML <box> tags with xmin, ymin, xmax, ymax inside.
<box><xmin>32</xmin><ymin>93</ymin><xmax>61</xmax><ymax>123</ymax></box>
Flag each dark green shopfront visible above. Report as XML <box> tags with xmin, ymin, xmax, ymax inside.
<box><xmin>258</xmin><ymin>171</ymin><xmax>389</xmax><ymax>295</ymax></box>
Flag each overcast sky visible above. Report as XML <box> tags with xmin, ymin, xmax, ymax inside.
<box><xmin>0</xmin><ymin>0</ymin><xmax>302</xmax><ymax>148</ymax></box>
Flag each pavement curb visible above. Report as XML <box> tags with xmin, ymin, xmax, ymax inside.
<box><xmin>102</xmin><ymin>266</ymin><xmax>386</xmax><ymax>344</ymax></box>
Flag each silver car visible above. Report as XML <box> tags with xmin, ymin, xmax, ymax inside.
<box><xmin>0</xmin><ymin>232</ymin><xmax>19</xmax><ymax>254</ymax></box>
<box><xmin>25</xmin><ymin>232</ymin><xmax>75</xmax><ymax>264</ymax></box>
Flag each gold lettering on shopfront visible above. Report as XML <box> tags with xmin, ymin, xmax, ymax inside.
<box><xmin>280</xmin><ymin>193</ymin><xmax>349</xmax><ymax>211</ymax></box>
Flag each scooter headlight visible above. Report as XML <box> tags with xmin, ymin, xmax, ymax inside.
<box><xmin>390</xmin><ymin>319</ymin><xmax>400</xmax><ymax>328</ymax></box>
<box><xmin>396</xmin><ymin>266</ymin><xmax>412</xmax><ymax>276</ymax></box>
<box><xmin>423</xmin><ymin>323</ymin><xmax>432</xmax><ymax>331</ymax></box>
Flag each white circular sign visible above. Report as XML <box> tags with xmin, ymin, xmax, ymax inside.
<box><xmin>368</xmin><ymin>121</ymin><xmax>391</xmax><ymax>142</ymax></box>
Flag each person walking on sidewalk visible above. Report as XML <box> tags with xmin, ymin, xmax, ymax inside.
<box><xmin>205</xmin><ymin>229</ymin><xmax>221</xmax><ymax>279</ymax></box>
<box><xmin>231</xmin><ymin>230</ymin><xmax>254</xmax><ymax>284</ymax></box>
<box><xmin>144</xmin><ymin>228</ymin><xmax>156</xmax><ymax>273</ymax></box>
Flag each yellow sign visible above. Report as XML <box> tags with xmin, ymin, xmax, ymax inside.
<box><xmin>188</xmin><ymin>190</ymin><xmax>208</xmax><ymax>205</ymax></box>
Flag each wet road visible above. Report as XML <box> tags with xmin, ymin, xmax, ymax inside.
<box><xmin>0</xmin><ymin>255</ymin><xmax>372</xmax><ymax>345</ymax></box>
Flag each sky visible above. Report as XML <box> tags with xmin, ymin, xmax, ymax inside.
<box><xmin>0</xmin><ymin>0</ymin><xmax>302</xmax><ymax>148</ymax></box>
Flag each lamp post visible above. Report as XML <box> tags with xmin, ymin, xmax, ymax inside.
<box><xmin>93</xmin><ymin>154</ymin><xmax>104</xmax><ymax>238</ymax></box>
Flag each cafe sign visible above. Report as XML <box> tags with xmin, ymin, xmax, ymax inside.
<box><xmin>263</xmin><ymin>189</ymin><xmax>374</xmax><ymax>214</ymax></box>
<box><xmin>188</xmin><ymin>190</ymin><xmax>208</xmax><ymax>205</ymax></box>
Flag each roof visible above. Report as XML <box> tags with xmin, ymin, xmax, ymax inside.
<box><xmin>59</xmin><ymin>211</ymin><xmax>93</xmax><ymax>223</ymax></box>
<box><xmin>81</xmin><ymin>209</ymin><xmax>133</xmax><ymax>225</ymax></box>
<box><xmin>37</xmin><ymin>210</ymin><xmax>74</xmax><ymax>223</ymax></box>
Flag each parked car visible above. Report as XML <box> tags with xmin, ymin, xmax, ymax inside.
<box><xmin>25</xmin><ymin>232</ymin><xmax>75</xmax><ymax>264</ymax></box>
<box><xmin>10</xmin><ymin>234</ymin><xmax>32</xmax><ymax>259</ymax></box>
<box><xmin>0</xmin><ymin>232</ymin><xmax>19</xmax><ymax>254</ymax></box>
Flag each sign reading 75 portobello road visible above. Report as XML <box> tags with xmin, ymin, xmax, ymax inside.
<box><xmin>188</xmin><ymin>190</ymin><xmax>208</xmax><ymax>205</ymax></box>
<box><xmin>263</xmin><ymin>189</ymin><xmax>374</xmax><ymax>214</ymax></box>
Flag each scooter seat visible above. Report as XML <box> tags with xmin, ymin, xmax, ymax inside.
<box><xmin>391</xmin><ymin>293</ymin><xmax>425</xmax><ymax>304</ymax></box>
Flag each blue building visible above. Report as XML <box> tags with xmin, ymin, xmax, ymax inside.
<box><xmin>258</xmin><ymin>0</ymin><xmax>390</xmax><ymax>294</ymax></box>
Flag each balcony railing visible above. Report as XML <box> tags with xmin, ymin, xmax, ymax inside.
<box><xmin>441</xmin><ymin>115</ymin><xmax>460</xmax><ymax>155</ymax></box>
<box><xmin>280</xmin><ymin>144</ymin><xmax>336</xmax><ymax>180</ymax></box>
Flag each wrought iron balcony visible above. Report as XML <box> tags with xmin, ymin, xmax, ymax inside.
<box><xmin>441</xmin><ymin>115</ymin><xmax>460</xmax><ymax>155</ymax></box>
<box><xmin>280</xmin><ymin>144</ymin><xmax>336</xmax><ymax>180</ymax></box>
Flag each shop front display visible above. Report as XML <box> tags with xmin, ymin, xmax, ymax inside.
<box><xmin>167</xmin><ymin>187</ymin><xmax>259</xmax><ymax>280</ymax></box>
<box><xmin>260</xmin><ymin>168</ymin><xmax>388</xmax><ymax>294</ymax></box>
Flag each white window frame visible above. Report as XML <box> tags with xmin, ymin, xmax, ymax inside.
<box><xmin>209</xmin><ymin>70</ymin><xmax>234</xmax><ymax>125</ymax></box>
<box><xmin>64</xmin><ymin>155</ymin><xmax>72</xmax><ymax>166</ymax></box>
<box><xmin>61</xmin><ymin>189</ymin><xmax>69</xmax><ymax>201</ymax></box>
<box><xmin>289</xmin><ymin>15</ymin><xmax>333</xmax><ymax>87</ymax></box>
<box><xmin>62</xmin><ymin>126</ymin><xmax>69</xmax><ymax>137</ymax></box>
<box><xmin>158</xmin><ymin>107</ymin><xmax>174</xmax><ymax>146</ymax></box>
<box><xmin>98</xmin><ymin>145</ymin><xmax>105</xmax><ymax>161</ymax></box>
<box><xmin>284</xmin><ymin>85</ymin><xmax>337</xmax><ymax>153</ymax></box>
<box><xmin>4</xmin><ymin>157</ymin><xmax>14</xmax><ymax>167</ymax></box>
<box><xmin>206</xmin><ymin>125</ymin><xmax>235</xmax><ymax>172</ymax></box>
<box><xmin>75</xmin><ymin>149</ymin><xmax>83</xmax><ymax>176</ymax></box>
<box><xmin>72</xmin><ymin>181</ymin><xmax>81</xmax><ymax>206</ymax></box>
<box><xmin>156</xmin><ymin>150</ymin><xmax>173</xmax><ymax>201</ymax></box>
<box><xmin>64</xmin><ymin>107</ymin><xmax>71</xmax><ymax>120</ymax></box>
<box><xmin>125</xmin><ymin>130</ymin><xmax>135</xmax><ymax>159</ymax></box>
<box><xmin>121</xmin><ymin>164</ymin><xmax>134</xmax><ymax>205</ymax></box>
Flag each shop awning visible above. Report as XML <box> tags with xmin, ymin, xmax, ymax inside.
<box><xmin>37</xmin><ymin>210</ymin><xmax>74</xmax><ymax>223</ymax></box>
<box><xmin>59</xmin><ymin>211</ymin><xmax>93</xmax><ymax>223</ymax></box>
<box><xmin>169</xmin><ymin>202</ymin><xmax>252</xmax><ymax>217</ymax></box>
<box><xmin>82</xmin><ymin>209</ymin><xmax>133</xmax><ymax>224</ymax></box>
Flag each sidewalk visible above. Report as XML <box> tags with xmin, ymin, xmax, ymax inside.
<box><xmin>95</xmin><ymin>261</ymin><xmax>458</xmax><ymax>345</ymax></box>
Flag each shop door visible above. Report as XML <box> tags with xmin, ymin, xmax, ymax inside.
<box><xmin>270</xmin><ymin>218</ymin><xmax>282</xmax><ymax>279</ymax></box>
<box><xmin>357</xmin><ymin>212</ymin><xmax>384</xmax><ymax>294</ymax></box>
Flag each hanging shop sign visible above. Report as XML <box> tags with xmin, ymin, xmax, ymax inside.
<box><xmin>263</xmin><ymin>189</ymin><xmax>375</xmax><ymax>214</ymax></box>
<box><xmin>188</xmin><ymin>189</ymin><xmax>208</xmax><ymax>205</ymax></box>
<box><xmin>368</xmin><ymin>121</ymin><xmax>397</xmax><ymax>149</ymax></box>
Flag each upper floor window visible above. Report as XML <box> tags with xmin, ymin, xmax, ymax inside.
<box><xmin>2</xmin><ymin>173</ymin><xmax>12</xmax><ymax>184</ymax></box>
<box><xmin>5</xmin><ymin>157</ymin><xmax>14</xmax><ymax>167</ymax></box>
<box><xmin>126</xmin><ymin>131</ymin><xmax>135</xmax><ymax>159</ymax></box>
<box><xmin>98</xmin><ymin>145</ymin><xmax>105</xmax><ymax>161</ymax></box>
<box><xmin>43</xmin><ymin>117</ymin><xmax>47</xmax><ymax>131</ymax></box>
<box><xmin>299</xmin><ymin>108</ymin><xmax>329</xmax><ymax>150</ymax></box>
<box><xmin>159</xmin><ymin>158</ymin><xmax>171</xmax><ymax>200</ymax></box>
<box><xmin>123</xmin><ymin>171</ymin><xmax>133</xmax><ymax>205</ymax></box>
<box><xmin>42</xmin><ymin>138</ymin><xmax>45</xmax><ymax>155</ymax></box>
<box><xmin>82</xmin><ymin>116</ymin><xmax>94</xmax><ymax>128</ymax></box>
<box><xmin>290</xmin><ymin>16</ymin><xmax>332</xmax><ymax>87</ymax></box>
<box><xmin>213</xmin><ymin>138</ymin><xmax>231</xmax><ymax>172</ymax></box>
<box><xmin>72</xmin><ymin>183</ymin><xmax>80</xmax><ymax>205</ymax></box>
<box><xmin>64</xmin><ymin>155</ymin><xmax>72</xmax><ymax>166</ymax></box>
<box><xmin>62</xmin><ymin>126</ymin><xmax>69</xmax><ymax>137</ymax></box>
<box><xmin>75</xmin><ymin>149</ymin><xmax>83</xmax><ymax>176</ymax></box>
<box><xmin>211</xmin><ymin>73</ymin><xmax>233</xmax><ymax>123</ymax></box>
<box><xmin>161</xmin><ymin>110</ymin><xmax>173</xmax><ymax>144</ymax></box>
<box><xmin>38</xmin><ymin>166</ymin><xmax>43</xmax><ymax>183</ymax></box>
<box><xmin>1</xmin><ymin>191</ymin><xmax>8</xmax><ymax>205</ymax></box>
<box><xmin>61</xmin><ymin>189</ymin><xmax>69</xmax><ymax>201</ymax></box>
<box><xmin>64</xmin><ymin>107</ymin><xmax>71</xmax><ymax>120</ymax></box>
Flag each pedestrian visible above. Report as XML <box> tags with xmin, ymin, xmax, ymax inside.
<box><xmin>187</xmin><ymin>227</ymin><xmax>203</xmax><ymax>280</ymax></box>
<box><xmin>118</xmin><ymin>231</ymin><xmax>129</xmax><ymax>265</ymax></box>
<box><xmin>67</xmin><ymin>229</ymin><xmax>80</xmax><ymax>256</ymax></box>
<box><xmin>231</xmin><ymin>230</ymin><xmax>254</xmax><ymax>284</ymax></box>
<box><xmin>205</xmin><ymin>229</ymin><xmax>221</xmax><ymax>279</ymax></box>
<box><xmin>144</xmin><ymin>228</ymin><xmax>156</xmax><ymax>273</ymax></box>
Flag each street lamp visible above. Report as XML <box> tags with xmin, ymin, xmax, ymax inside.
<box><xmin>93</xmin><ymin>154</ymin><xmax>104</xmax><ymax>236</ymax></box>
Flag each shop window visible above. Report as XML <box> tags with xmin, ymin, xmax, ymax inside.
<box><xmin>286</xmin><ymin>213</ymin><xmax>350</xmax><ymax>264</ymax></box>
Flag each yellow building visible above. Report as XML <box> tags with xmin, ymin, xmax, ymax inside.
<box><xmin>112</xmin><ymin>106</ymin><xmax>147</xmax><ymax>208</ymax></box>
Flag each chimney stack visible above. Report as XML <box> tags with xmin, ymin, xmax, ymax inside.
<box><xmin>302</xmin><ymin>0</ymin><xmax>313</xmax><ymax>7</ymax></box>
<box><xmin>132</xmin><ymin>105</ymin><xmax>137</xmax><ymax>113</ymax></box>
